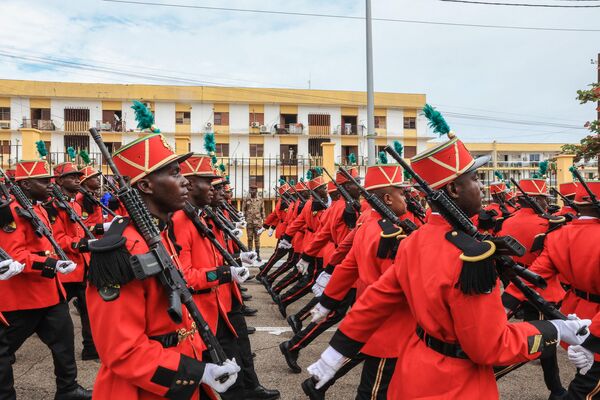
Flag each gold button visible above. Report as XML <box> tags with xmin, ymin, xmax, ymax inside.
<box><xmin>182</xmin><ymin>380</ymin><xmax>189</xmax><ymax>385</ymax></box>
<box><xmin>45</xmin><ymin>250</ymin><xmax>51</xmax><ymax>256</ymax></box>
<box><xmin>189</xmin><ymin>380</ymin><xmax>195</xmax><ymax>385</ymax></box>
<box><xmin>451</xmin><ymin>231</ymin><xmax>458</xmax><ymax>237</ymax></box>
<box><xmin>175</xmin><ymin>379</ymin><xmax>182</xmax><ymax>385</ymax></box>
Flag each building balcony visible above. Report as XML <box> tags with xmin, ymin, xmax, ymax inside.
<box><xmin>96</xmin><ymin>120</ymin><xmax>126</xmax><ymax>132</ymax></box>
<box><xmin>21</xmin><ymin>119</ymin><xmax>56</xmax><ymax>130</ymax></box>
<box><xmin>274</xmin><ymin>123</ymin><xmax>304</xmax><ymax>135</ymax></box>
<box><xmin>334</xmin><ymin>124</ymin><xmax>365</xmax><ymax>136</ymax></box>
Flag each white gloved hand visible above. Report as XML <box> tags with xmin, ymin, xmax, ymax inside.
<box><xmin>230</xmin><ymin>266</ymin><xmax>250</xmax><ymax>284</ymax></box>
<box><xmin>56</xmin><ymin>260</ymin><xmax>77</xmax><ymax>275</ymax></box>
<box><xmin>568</xmin><ymin>345</ymin><xmax>594</xmax><ymax>375</ymax></box>
<box><xmin>278</xmin><ymin>239</ymin><xmax>292</xmax><ymax>249</ymax></box>
<box><xmin>201</xmin><ymin>358</ymin><xmax>241</xmax><ymax>393</ymax></box>
<box><xmin>307</xmin><ymin>346</ymin><xmax>347</xmax><ymax>389</ymax></box>
<box><xmin>0</xmin><ymin>259</ymin><xmax>24</xmax><ymax>280</ymax></box>
<box><xmin>296</xmin><ymin>259</ymin><xmax>310</xmax><ymax>275</ymax></box>
<box><xmin>267</xmin><ymin>227</ymin><xmax>274</xmax><ymax>237</ymax></box>
<box><xmin>235</xmin><ymin>221</ymin><xmax>247</xmax><ymax>229</ymax></box>
<box><xmin>257</xmin><ymin>227</ymin><xmax>266</xmax><ymax>235</ymax></box>
<box><xmin>240</xmin><ymin>251</ymin><xmax>257</xmax><ymax>265</ymax></box>
<box><xmin>312</xmin><ymin>282</ymin><xmax>325</xmax><ymax>297</ymax></box>
<box><xmin>232</xmin><ymin>228</ymin><xmax>243</xmax><ymax>239</ymax></box>
<box><xmin>550</xmin><ymin>314</ymin><xmax>591</xmax><ymax>345</ymax></box>
<box><xmin>102</xmin><ymin>220</ymin><xmax>115</xmax><ymax>232</ymax></box>
<box><xmin>310</xmin><ymin>303</ymin><xmax>330</xmax><ymax>323</ymax></box>
<box><xmin>237</xmin><ymin>212</ymin><xmax>244</xmax><ymax>219</ymax></box>
<box><xmin>316</xmin><ymin>271</ymin><xmax>331</xmax><ymax>288</ymax></box>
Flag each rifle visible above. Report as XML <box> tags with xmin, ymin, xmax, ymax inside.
<box><xmin>49</xmin><ymin>184</ymin><xmax>95</xmax><ymax>240</ymax></box>
<box><xmin>183</xmin><ymin>202</ymin><xmax>242</xmax><ymax>268</ymax></box>
<box><xmin>322</xmin><ymin>168</ymin><xmax>361</xmax><ymax>214</ymax></box>
<box><xmin>299</xmin><ymin>180</ymin><xmax>328</xmax><ymax>210</ymax></box>
<box><xmin>79</xmin><ymin>187</ymin><xmax>118</xmax><ymax>217</ymax></box>
<box><xmin>384</xmin><ymin>145</ymin><xmax>586</xmax><ymax>334</ymax></box>
<box><xmin>203</xmin><ymin>206</ymin><xmax>249</xmax><ymax>253</ymax></box>
<box><xmin>338</xmin><ymin>167</ymin><xmax>418</xmax><ymax>235</ymax></box>
<box><xmin>570</xmin><ymin>167</ymin><xmax>600</xmax><ymax>213</ymax></box>
<box><xmin>510</xmin><ymin>179</ymin><xmax>563</xmax><ymax>222</ymax></box>
<box><xmin>221</xmin><ymin>201</ymin><xmax>241</xmax><ymax>223</ymax></box>
<box><xmin>0</xmin><ymin>168</ymin><xmax>70</xmax><ymax>261</ymax></box>
<box><xmin>403</xmin><ymin>189</ymin><xmax>427</xmax><ymax>224</ymax></box>
<box><xmin>89</xmin><ymin>128</ymin><xmax>230</xmax><ymax>375</ymax></box>
<box><xmin>0</xmin><ymin>246</ymin><xmax>13</xmax><ymax>274</ymax></box>
<box><xmin>549</xmin><ymin>187</ymin><xmax>579</xmax><ymax>214</ymax></box>
<box><xmin>287</xmin><ymin>182</ymin><xmax>307</xmax><ymax>205</ymax></box>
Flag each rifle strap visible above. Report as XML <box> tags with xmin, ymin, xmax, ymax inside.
<box><xmin>446</xmin><ymin>230</ymin><xmax>498</xmax><ymax>295</ymax></box>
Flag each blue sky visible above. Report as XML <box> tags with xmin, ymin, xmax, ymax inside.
<box><xmin>0</xmin><ymin>0</ymin><xmax>597</xmax><ymax>143</ymax></box>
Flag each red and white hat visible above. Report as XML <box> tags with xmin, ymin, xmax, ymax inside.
<box><xmin>15</xmin><ymin>160</ymin><xmax>53</xmax><ymax>181</ymax></box>
<box><xmin>506</xmin><ymin>190</ymin><xmax>517</xmax><ymax>201</ymax></box>
<box><xmin>410</xmin><ymin>137</ymin><xmax>490</xmax><ymax>190</ymax></box>
<box><xmin>489</xmin><ymin>182</ymin><xmax>509</xmax><ymax>195</ymax></box>
<box><xmin>307</xmin><ymin>176</ymin><xmax>327</xmax><ymax>191</ymax></box>
<box><xmin>364</xmin><ymin>165</ymin><xmax>405</xmax><ymax>191</ymax></box>
<box><xmin>180</xmin><ymin>154</ymin><xmax>221</xmax><ymax>178</ymax></box>
<box><xmin>54</xmin><ymin>162</ymin><xmax>83</xmax><ymax>178</ymax></box>
<box><xmin>113</xmin><ymin>133</ymin><xmax>192</xmax><ymax>184</ymax></box>
<box><xmin>517</xmin><ymin>178</ymin><xmax>549</xmax><ymax>197</ymax></box>
<box><xmin>79</xmin><ymin>166</ymin><xmax>101</xmax><ymax>182</ymax></box>
<box><xmin>5</xmin><ymin>169</ymin><xmax>15</xmax><ymax>179</ymax></box>
<box><xmin>574</xmin><ymin>181</ymin><xmax>600</xmax><ymax>205</ymax></box>
<box><xmin>327</xmin><ymin>181</ymin><xmax>337</xmax><ymax>193</ymax></box>
<box><xmin>211</xmin><ymin>170</ymin><xmax>226</xmax><ymax>186</ymax></box>
<box><xmin>277</xmin><ymin>182</ymin><xmax>291</xmax><ymax>195</ymax></box>
<box><xmin>559</xmin><ymin>182</ymin><xmax>578</xmax><ymax>197</ymax></box>
<box><xmin>336</xmin><ymin>167</ymin><xmax>359</xmax><ymax>185</ymax></box>
<box><xmin>295</xmin><ymin>181</ymin><xmax>307</xmax><ymax>192</ymax></box>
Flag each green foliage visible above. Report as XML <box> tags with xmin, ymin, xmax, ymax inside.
<box><xmin>36</xmin><ymin>140</ymin><xmax>47</xmax><ymax>158</ymax></box>
<box><xmin>79</xmin><ymin>150</ymin><xmax>91</xmax><ymax>165</ymax></box>
<box><xmin>67</xmin><ymin>146</ymin><xmax>77</xmax><ymax>161</ymax></box>
<box><xmin>347</xmin><ymin>153</ymin><xmax>356</xmax><ymax>165</ymax></box>
<box><xmin>422</xmin><ymin>104</ymin><xmax>451</xmax><ymax>137</ymax></box>
<box><xmin>378</xmin><ymin>151</ymin><xmax>388</xmax><ymax>165</ymax></box>
<box><xmin>393</xmin><ymin>141</ymin><xmax>403</xmax><ymax>156</ymax></box>
<box><xmin>576</xmin><ymin>83</ymin><xmax>600</xmax><ymax>104</ymax></box>
<box><xmin>131</xmin><ymin>100</ymin><xmax>157</xmax><ymax>131</ymax></box>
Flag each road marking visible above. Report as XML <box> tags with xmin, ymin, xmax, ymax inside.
<box><xmin>252</xmin><ymin>326</ymin><xmax>337</xmax><ymax>335</ymax></box>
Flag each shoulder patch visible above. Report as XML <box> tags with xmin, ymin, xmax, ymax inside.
<box><xmin>377</xmin><ymin>219</ymin><xmax>405</xmax><ymax>259</ymax></box>
<box><xmin>0</xmin><ymin>204</ymin><xmax>16</xmax><ymax>232</ymax></box>
<box><xmin>42</xmin><ymin>202</ymin><xmax>59</xmax><ymax>224</ymax></box>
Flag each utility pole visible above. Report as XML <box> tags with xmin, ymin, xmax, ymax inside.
<box><xmin>597</xmin><ymin>53</ymin><xmax>599</xmax><ymax>121</ymax></box>
<box><xmin>365</xmin><ymin>0</ymin><xmax>376</xmax><ymax>166</ymax></box>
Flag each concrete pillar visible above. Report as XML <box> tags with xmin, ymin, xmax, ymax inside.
<box><xmin>555</xmin><ymin>154</ymin><xmax>575</xmax><ymax>206</ymax></box>
<box><xmin>321</xmin><ymin>142</ymin><xmax>336</xmax><ymax>179</ymax></box>
<box><xmin>19</xmin><ymin>128</ymin><xmax>42</xmax><ymax>160</ymax></box>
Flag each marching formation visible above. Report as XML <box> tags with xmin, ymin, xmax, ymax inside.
<box><xmin>0</xmin><ymin>100</ymin><xmax>598</xmax><ymax>400</ymax></box>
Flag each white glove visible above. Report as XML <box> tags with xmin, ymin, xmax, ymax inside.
<box><xmin>56</xmin><ymin>260</ymin><xmax>77</xmax><ymax>275</ymax></box>
<box><xmin>102</xmin><ymin>220</ymin><xmax>115</xmax><ymax>232</ymax></box>
<box><xmin>310</xmin><ymin>303</ymin><xmax>330</xmax><ymax>323</ymax></box>
<box><xmin>296</xmin><ymin>259</ymin><xmax>310</xmax><ymax>275</ymax></box>
<box><xmin>237</xmin><ymin>212</ymin><xmax>244</xmax><ymax>219</ymax></box>
<box><xmin>307</xmin><ymin>346</ymin><xmax>347</xmax><ymax>389</ymax></box>
<box><xmin>568</xmin><ymin>345</ymin><xmax>594</xmax><ymax>375</ymax></box>
<box><xmin>0</xmin><ymin>259</ymin><xmax>24</xmax><ymax>280</ymax></box>
<box><xmin>235</xmin><ymin>221</ymin><xmax>247</xmax><ymax>229</ymax></box>
<box><xmin>278</xmin><ymin>239</ymin><xmax>292</xmax><ymax>249</ymax></box>
<box><xmin>312</xmin><ymin>272</ymin><xmax>331</xmax><ymax>296</ymax></box>
<box><xmin>230</xmin><ymin>266</ymin><xmax>250</xmax><ymax>284</ymax></box>
<box><xmin>257</xmin><ymin>227</ymin><xmax>266</xmax><ymax>235</ymax></box>
<box><xmin>232</xmin><ymin>228</ymin><xmax>243</xmax><ymax>239</ymax></box>
<box><xmin>201</xmin><ymin>358</ymin><xmax>241</xmax><ymax>393</ymax></box>
<box><xmin>240</xmin><ymin>251</ymin><xmax>257</xmax><ymax>265</ymax></box>
<box><xmin>267</xmin><ymin>227</ymin><xmax>274</xmax><ymax>237</ymax></box>
<box><xmin>312</xmin><ymin>282</ymin><xmax>325</xmax><ymax>297</ymax></box>
<box><xmin>550</xmin><ymin>314</ymin><xmax>591</xmax><ymax>345</ymax></box>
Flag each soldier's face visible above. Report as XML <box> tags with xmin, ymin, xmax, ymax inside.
<box><xmin>140</xmin><ymin>162</ymin><xmax>189</xmax><ymax>213</ymax></box>
<box><xmin>342</xmin><ymin>181</ymin><xmax>360</xmax><ymax>200</ymax></box>
<box><xmin>21</xmin><ymin>177</ymin><xmax>51</xmax><ymax>202</ymax></box>
<box><xmin>448</xmin><ymin>171</ymin><xmax>484</xmax><ymax>217</ymax></box>
<box><xmin>315</xmin><ymin>185</ymin><xmax>328</xmax><ymax>200</ymax></box>
<box><xmin>83</xmin><ymin>176</ymin><xmax>101</xmax><ymax>192</ymax></box>
<box><xmin>57</xmin><ymin>173</ymin><xmax>81</xmax><ymax>194</ymax></box>
<box><xmin>187</xmin><ymin>176</ymin><xmax>213</xmax><ymax>207</ymax></box>
<box><xmin>211</xmin><ymin>185</ymin><xmax>224</xmax><ymax>205</ymax></box>
<box><xmin>250</xmin><ymin>188</ymin><xmax>257</xmax><ymax>197</ymax></box>
<box><xmin>386</xmin><ymin>186</ymin><xmax>407</xmax><ymax>217</ymax></box>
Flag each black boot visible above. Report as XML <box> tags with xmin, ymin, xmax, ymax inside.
<box><xmin>301</xmin><ymin>377</ymin><xmax>325</xmax><ymax>400</ymax></box>
<box><xmin>54</xmin><ymin>385</ymin><xmax>92</xmax><ymax>400</ymax></box>
<box><xmin>242</xmin><ymin>305</ymin><xmax>258</xmax><ymax>316</ymax></box>
<box><xmin>242</xmin><ymin>293</ymin><xmax>253</xmax><ymax>301</ymax></box>
<box><xmin>287</xmin><ymin>314</ymin><xmax>302</xmax><ymax>334</ymax></box>
<box><xmin>247</xmin><ymin>326</ymin><xmax>256</xmax><ymax>335</ymax></box>
<box><xmin>279</xmin><ymin>341</ymin><xmax>301</xmax><ymax>373</ymax></box>
<box><xmin>81</xmin><ymin>346</ymin><xmax>99</xmax><ymax>361</ymax></box>
<box><xmin>243</xmin><ymin>384</ymin><xmax>280</xmax><ymax>400</ymax></box>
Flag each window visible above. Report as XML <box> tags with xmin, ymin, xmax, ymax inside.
<box><xmin>308</xmin><ymin>114</ymin><xmax>330</xmax><ymax>126</ymax></box>
<box><xmin>64</xmin><ymin>108</ymin><xmax>90</xmax><ymax>132</ymax></box>
<box><xmin>249</xmin><ymin>175</ymin><xmax>264</xmax><ymax>189</ymax></box>
<box><xmin>249</xmin><ymin>112</ymin><xmax>264</xmax><ymax>126</ymax></box>
<box><xmin>0</xmin><ymin>108</ymin><xmax>10</xmax><ymax>120</ymax></box>
<box><xmin>529</xmin><ymin>154</ymin><xmax>541</xmax><ymax>162</ymax></box>
<box><xmin>215</xmin><ymin>143</ymin><xmax>229</xmax><ymax>157</ymax></box>
<box><xmin>249</xmin><ymin>144</ymin><xmax>264</xmax><ymax>157</ymax></box>
<box><xmin>308</xmin><ymin>138</ymin><xmax>329</xmax><ymax>157</ymax></box>
<box><xmin>340</xmin><ymin>116</ymin><xmax>358</xmax><ymax>135</ymax></box>
<box><xmin>403</xmin><ymin>117</ymin><xmax>416</xmax><ymax>129</ymax></box>
<box><xmin>100</xmin><ymin>110</ymin><xmax>123</xmax><ymax>131</ymax></box>
<box><xmin>374</xmin><ymin>116</ymin><xmax>386</xmax><ymax>129</ymax></box>
<box><xmin>0</xmin><ymin>140</ymin><xmax>11</xmax><ymax>154</ymax></box>
<box><xmin>214</xmin><ymin>112</ymin><xmax>229</xmax><ymax>125</ymax></box>
<box><xmin>341</xmin><ymin>145</ymin><xmax>358</xmax><ymax>161</ymax></box>
<box><xmin>280</xmin><ymin>144</ymin><xmax>298</xmax><ymax>165</ymax></box>
<box><xmin>404</xmin><ymin>146</ymin><xmax>417</xmax><ymax>158</ymax></box>
<box><xmin>176</xmin><ymin>112</ymin><xmax>191</xmax><ymax>125</ymax></box>
<box><xmin>64</xmin><ymin>134</ymin><xmax>90</xmax><ymax>152</ymax></box>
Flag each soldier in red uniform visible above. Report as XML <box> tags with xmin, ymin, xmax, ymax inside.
<box><xmin>480</xmin><ymin>179</ymin><xmax>515</xmax><ymax>233</ymax></box>
<box><xmin>556</xmin><ymin>182</ymin><xmax>579</xmax><ymax>219</ymax></box>
<box><xmin>76</xmin><ymin>166</ymin><xmax>105</xmax><ymax>230</ymax></box>
<box><xmin>86</xmin><ymin>133</ymin><xmax>239</xmax><ymax>400</ymax></box>
<box><xmin>307</xmin><ymin>128</ymin><xmax>589</xmax><ymax>399</ymax></box>
<box><xmin>0</xmin><ymin>160</ymin><xmax>90</xmax><ymax>400</ymax></box>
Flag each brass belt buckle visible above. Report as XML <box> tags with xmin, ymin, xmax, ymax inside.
<box><xmin>177</xmin><ymin>322</ymin><xmax>197</xmax><ymax>343</ymax></box>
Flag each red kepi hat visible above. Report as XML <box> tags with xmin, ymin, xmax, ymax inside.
<box><xmin>180</xmin><ymin>154</ymin><xmax>221</xmax><ymax>178</ymax></box>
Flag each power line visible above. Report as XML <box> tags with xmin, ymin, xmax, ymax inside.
<box><xmin>100</xmin><ymin>0</ymin><xmax>600</xmax><ymax>32</ymax></box>
<box><xmin>440</xmin><ymin>0</ymin><xmax>600</xmax><ymax>6</ymax></box>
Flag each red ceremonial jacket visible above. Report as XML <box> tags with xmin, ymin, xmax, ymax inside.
<box><xmin>172</xmin><ymin>209</ymin><xmax>236</xmax><ymax>335</ymax></box>
<box><xmin>331</xmin><ymin>214</ymin><xmax>559</xmax><ymax>399</ymax></box>
<box><xmin>87</xmin><ymin>224</ymin><xmax>215</xmax><ymax>400</ymax></box>
<box><xmin>0</xmin><ymin>201</ymin><xmax>66</xmax><ymax>311</ymax></box>
<box><xmin>303</xmin><ymin>199</ymin><xmax>353</xmax><ymax>258</ymax></box>
<box><xmin>75</xmin><ymin>192</ymin><xmax>104</xmax><ymax>230</ymax></box>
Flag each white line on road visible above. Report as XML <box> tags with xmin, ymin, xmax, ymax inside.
<box><xmin>253</xmin><ymin>326</ymin><xmax>337</xmax><ymax>335</ymax></box>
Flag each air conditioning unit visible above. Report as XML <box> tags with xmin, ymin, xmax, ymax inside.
<box><xmin>259</xmin><ymin>125</ymin><xmax>269</xmax><ymax>133</ymax></box>
<box><xmin>250</xmin><ymin>121</ymin><xmax>260</xmax><ymax>128</ymax></box>
<box><xmin>205</xmin><ymin>122</ymin><xmax>213</xmax><ymax>130</ymax></box>
<box><xmin>0</xmin><ymin>122</ymin><xmax>10</xmax><ymax>129</ymax></box>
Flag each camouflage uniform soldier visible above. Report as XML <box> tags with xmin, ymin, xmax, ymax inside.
<box><xmin>243</xmin><ymin>185</ymin><xmax>265</xmax><ymax>261</ymax></box>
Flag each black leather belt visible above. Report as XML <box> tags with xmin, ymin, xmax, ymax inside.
<box><xmin>573</xmin><ymin>289</ymin><xmax>600</xmax><ymax>304</ymax></box>
<box><xmin>190</xmin><ymin>288</ymin><xmax>212</xmax><ymax>295</ymax></box>
<box><xmin>416</xmin><ymin>325</ymin><xmax>469</xmax><ymax>360</ymax></box>
<box><xmin>149</xmin><ymin>332</ymin><xmax>179</xmax><ymax>348</ymax></box>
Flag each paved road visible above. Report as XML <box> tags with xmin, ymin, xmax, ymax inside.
<box><xmin>12</xmin><ymin>250</ymin><xmax>579</xmax><ymax>399</ymax></box>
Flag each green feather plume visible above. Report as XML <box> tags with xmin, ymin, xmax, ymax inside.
<box><xmin>131</xmin><ymin>100</ymin><xmax>159</xmax><ymax>132</ymax></box>
<box><xmin>422</xmin><ymin>104</ymin><xmax>451</xmax><ymax>137</ymax></box>
<box><xmin>67</xmin><ymin>146</ymin><xmax>77</xmax><ymax>161</ymax></box>
<box><xmin>378</xmin><ymin>151</ymin><xmax>388</xmax><ymax>165</ymax></box>
<box><xmin>299</xmin><ymin>178</ymin><xmax>304</xmax><ymax>183</ymax></box>
<box><xmin>219</xmin><ymin>163</ymin><xmax>226</xmax><ymax>173</ymax></box>
<box><xmin>306</xmin><ymin>170</ymin><xmax>313</xmax><ymax>180</ymax></box>
<box><xmin>393</xmin><ymin>141</ymin><xmax>403</xmax><ymax>156</ymax></box>
<box><xmin>314</xmin><ymin>167</ymin><xmax>323</xmax><ymax>176</ymax></box>
<box><xmin>36</xmin><ymin>140</ymin><xmax>47</xmax><ymax>158</ymax></box>
<box><xmin>532</xmin><ymin>161</ymin><xmax>549</xmax><ymax>178</ymax></box>
<box><xmin>79</xmin><ymin>150</ymin><xmax>91</xmax><ymax>165</ymax></box>
<box><xmin>204</xmin><ymin>133</ymin><xmax>216</xmax><ymax>154</ymax></box>
<box><xmin>289</xmin><ymin>179</ymin><xmax>295</xmax><ymax>185</ymax></box>
<box><xmin>569</xmin><ymin>165</ymin><xmax>577</xmax><ymax>178</ymax></box>
<box><xmin>494</xmin><ymin>171</ymin><xmax>504</xmax><ymax>181</ymax></box>
<box><xmin>211</xmin><ymin>155</ymin><xmax>218</xmax><ymax>166</ymax></box>
<box><xmin>279</xmin><ymin>178</ymin><xmax>286</xmax><ymax>186</ymax></box>
<box><xmin>403</xmin><ymin>169</ymin><xmax>412</xmax><ymax>181</ymax></box>
<box><xmin>347</xmin><ymin>153</ymin><xmax>357</xmax><ymax>165</ymax></box>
